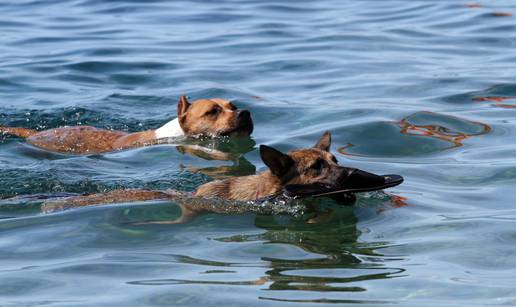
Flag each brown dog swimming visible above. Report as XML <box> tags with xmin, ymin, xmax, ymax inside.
<box><xmin>0</xmin><ymin>96</ymin><xmax>253</xmax><ymax>155</ymax></box>
<box><xmin>42</xmin><ymin>132</ymin><xmax>403</xmax><ymax>215</ymax></box>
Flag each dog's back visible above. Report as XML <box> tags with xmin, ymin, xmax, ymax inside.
<box><xmin>27</xmin><ymin>126</ymin><xmax>128</xmax><ymax>154</ymax></box>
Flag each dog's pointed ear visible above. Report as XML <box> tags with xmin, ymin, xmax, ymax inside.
<box><xmin>260</xmin><ymin>145</ymin><xmax>293</xmax><ymax>177</ymax></box>
<box><xmin>314</xmin><ymin>131</ymin><xmax>331</xmax><ymax>151</ymax></box>
<box><xmin>177</xmin><ymin>95</ymin><xmax>191</xmax><ymax>117</ymax></box>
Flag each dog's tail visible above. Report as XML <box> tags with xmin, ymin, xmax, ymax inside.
<box><xmin>0</xmin><ymin>126</ymin><xmax>38</xmax><ymax>138</ymax></box>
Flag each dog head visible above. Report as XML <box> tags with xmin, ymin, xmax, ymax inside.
<box><xmin>177</xmin><ymin>96</ymin><xmax>253</xmax><ymax>137</ymax></box>
<box><xmin>260</xmin><ymin>131</ymin><xmax>403</xmax><ymax>198</ymax></box>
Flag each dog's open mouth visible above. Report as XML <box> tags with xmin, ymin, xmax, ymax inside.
<box><xmin>283</xmin><ymin>169</ymin><xmax>404</xmax><ymax>198</ymax></box>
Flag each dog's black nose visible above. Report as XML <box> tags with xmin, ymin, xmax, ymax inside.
<box><xmin>237</xmin><ymin>110</ymin><xmax>251</xmax><ymax>120</ymax></box>
<box><xmin>236</xmin><ymin>109</ymin><xmax>253</xmax><ymax>135</ymax></box>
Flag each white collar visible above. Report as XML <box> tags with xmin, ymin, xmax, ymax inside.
<box><xmin>155</xmin><ymin>118</ymin><xmax>184</xmax><ymax>138</ymax></box>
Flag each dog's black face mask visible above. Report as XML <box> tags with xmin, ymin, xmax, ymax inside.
<box><xmin>260</xmin><ymin>131</ymin><xmax>403</xmax><ymax>200</ymax></box>
<box><xmin>282</xmin><ymin>167</ymin><xmax>403</xmax><ymax>198</ymax></box>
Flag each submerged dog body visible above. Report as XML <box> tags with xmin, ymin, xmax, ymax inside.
<box><xmin>0</xmin><ymin>96</ymin><xmax>253</xmax><ymax>154</ymax></box>
<box><xmin>42</xmin><ymin>132</ymin><xmax>403</xmax><ymax>214</ymax></box>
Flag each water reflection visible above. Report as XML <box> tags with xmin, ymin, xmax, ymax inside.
<box><xmin>473</xmin><ymin>96</ymin><xmax>516</xmax><ymax>109</ymax></box>
<box><xmin>491</xmin><ymin>12</ymin><xmax>513</xmax><ymax>17</ymax></box>
<box><xmin>376</xmin><ymin>194</ymin><xmax>408</xmax><ymax>214</ymax></box>
<box><xmin>176</xmin><ymin>136</ymin><xmax>257</xmax><ymax>178</ymax></box>
<box><xmin>122</xmin><ymin>200</ymin><xmax>406</xmax><ymax>304</ymax></box>
<box><xmin>216</xmin><ymin>204</ymin><xmax>405</xmax><ymax>297</ymax></box>
<box><xmin>465</xmin><ymin>3</ymin><xmax>482</xmax><ymax>9</ymax></box>
<box><xmin>337</xmin><ymin>111</ymin><xmax>491</xmax><ymax>156</ymax></box>
<box><xmin>463</xmin><ymin>1</ymin><xmax>513</xmax><ymax>16</ymax></box>
<box><xmin>397</xmin><ymin>111</ymin><xmax>491</xmax><ymax>148</ymax></box>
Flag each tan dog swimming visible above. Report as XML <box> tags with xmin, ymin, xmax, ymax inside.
<box><xmin>42</xmin><ymin>132</ymin><xmax>403</xmax><ymax>216</ymax></box>
<box><xmin>0</xmin><ymin>96</ymin><xmax>253</xmax><ymax>154</ymax></box>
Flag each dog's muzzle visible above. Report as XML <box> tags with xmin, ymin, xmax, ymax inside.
<box><xmin>283</xmin><ymin>167</ymin><xmax>404</xmax><ymax>198</ymax></box>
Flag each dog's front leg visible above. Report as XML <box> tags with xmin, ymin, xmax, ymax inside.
<box><xmin>130</xmin><ymin>203</ymin><xmax>199</xmax><ymax>225</ymax></box>
<box><xmin>302</xmin><ymin>199</ymin><xmax>336</xmax><ymax>224</ymax></box>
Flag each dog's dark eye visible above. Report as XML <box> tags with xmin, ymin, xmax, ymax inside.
<box><xmin>227</xmin><ymin>103</ymin><xmax>237</xmax><ymax>111</ymax></box>
<box><xmin>205</xmin><ymin>106</ymin><xmax>221</xmax><ymax>116</ymax></box>
<box><xmin>310</xmin><ymin>159</ymin><xmax>326</xmax><ymax>174</ymax></box>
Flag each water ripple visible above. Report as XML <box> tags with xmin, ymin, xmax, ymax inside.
<box><xmin>1</xmin><ymin>0</ymin><xmax>516</xmax><ymax>305</ymax></box>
